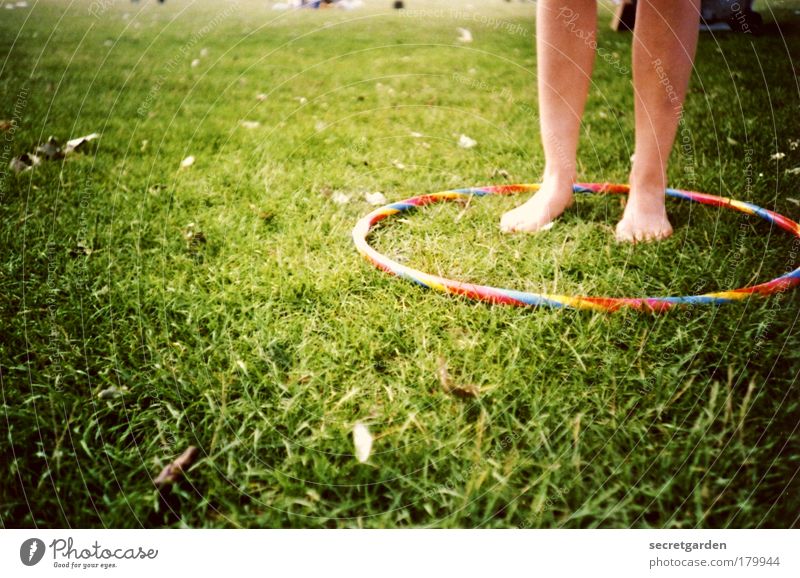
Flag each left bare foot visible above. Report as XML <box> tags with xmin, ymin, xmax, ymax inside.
<box><xmin>615</xmin><ymin>185</ymin><xmax>673</xmax><ymax>243</ymax></box>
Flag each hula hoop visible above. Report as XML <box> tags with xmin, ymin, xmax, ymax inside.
<box><xmin>351</xmin><ymin>183</ymin><xmax>800</xmax><ymax>312</ymax></box>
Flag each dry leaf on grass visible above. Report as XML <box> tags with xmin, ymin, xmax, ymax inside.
<box><xmin>182</xmin><ymin>223</ymin><xmax>206</xmax><ymax>249</ymax></box>
<box><xmin>352</xmin><ymin>422</ymin><xmax>373</xmax><ymax>463</ymax></box>
<box><xmin>457</xmin><ymin>28</ymin><xmax>473</xmax><ymax>43</ymax></box>
<box><xmin>437</xmin><ymin>356</ymin><xmax>479</xmax><ymax>399</ymax></box>
<box><xmin>491</xmin><ymin>168</ymin><xmax>510</xmax><ymax>180</ymax></box>
<box><xmin>154</xmin><ymin>446</ymin><xmax>199</xmax><ymax>489</ymax></box>
<box><xmin>9</xmin><ymin>153</ymin><xmax>41</xmax><ymax>173</ymax></box>
<box><xmin>36</xmin><ymin>136</ymin><xmax>64</xmax><ymax>160</ymax></box>
<box><xmin>69</xmin><ymin>241</ymin><xmax>93</xmax><ymax>257</ymax></box>
<box><xmin>364</xmin><ymin>192</ymin><xmax>387</xmax><ymax>206</ymax></box>
<box><xmin>65</xmin><ymin>132</ymin><xmax>100</xmax><ymax>154</ymax></box>
<box><xmin>98</xmin><ymin>385</ymin><xmax>128</xmax><ymax>400</ymax></box>
<box><xmin>0</xmin><ymin>120</ymin><xmax>13</xmax><ymax>132</ymax></box>
<box><xmin>332</xmin><ymin>192</ymin><xmax>350</xmax><ymax>205</ymax></box>
<box><xmin>458</xmin><ymin>134</ymin><xmax>477</xmax><ymax>149</ymax></box>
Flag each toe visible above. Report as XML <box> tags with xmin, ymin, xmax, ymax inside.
<box><xmin>500</xmin><ymin>212</ymin><xmax>518</xmax><ymax>232</ymax></box>
<box><xmin>500</xmin><ymin>216</ymin><xmax>520</xmax><ymax>233</ymax></box>
<box><xmin>614</xmin><ymin>220</ymin><xmax>632</xmax><ymax>243</ymax></box>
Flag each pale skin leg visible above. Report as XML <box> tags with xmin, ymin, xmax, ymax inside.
<box><xmin>500</xmin><ymin>0</ymin><xmax>596</xmax><ymax>233</ymax></box>
<box><xmin>502</xmin><ymin>0</ymin><xmax>700</xmax><ymax>242</ymax></box>
<box><xmin>616</xmin><ymin>0</ymin><xmax>701</xmax><ymax>242</ymax></box>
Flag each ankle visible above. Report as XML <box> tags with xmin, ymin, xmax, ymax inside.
<box><xmin>543</xmin><ymin>167</ymin><xmax>577</xmax><ymax>186</ymax></box>
<box><xmin>629</xmin><ymin>167</ymin><xmax>667</xmax><ymax>193</ymax></box>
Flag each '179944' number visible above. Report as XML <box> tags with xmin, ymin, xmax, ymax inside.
<box><xmin>739</xmin><ymin>557</ymin><xmax>780</xmax><ymax>567</ymax></box>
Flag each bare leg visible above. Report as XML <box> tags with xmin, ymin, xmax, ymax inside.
<box><xmin>501</xmin><ymin>0</ymin><xmax>596</xmax><ymax>233</ymax></box>
<box><xmin>616</xmin><ymin>0</ymin><xmax>700</xmax><ymax>242</ymax></box>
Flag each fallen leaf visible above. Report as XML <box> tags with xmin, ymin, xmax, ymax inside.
<box><xmin>98</xmin><ymin>385</ymin><xmax>128</xmax><ymax>400</ymax></box>
<box><xmin>258</xmin><ymin>210</ymin><xmax>276</xmax><ymax>224</ymax></box>
<box><xmin>458</xmin><ymin>134</ymin><xmax>477</xmax><ymax>149</ymax></box>
<box><xmin>436</xmin><ymin>356</ymin><xmax>450</xmax><ymax>389</ymax></box>
<box><xmin>332</xmin><ymin>192</ymin><xmax>350</xmax><ymax>205</ymax></box>
<box><xmin>69</xmin><ymin>241</ymin><xmax>93</xmax><ymax>257</ymax></box>
<box><xmin>437</xmin><ymin>356</ymin><xmax>479</xmax><ymax>399</ymax></box>
<box><xmin>457</xmin><ymin>27</ymin><xmax>473</xmax><ymax>43</ymax></box>
<box><xmin>352</xmin><ymin>422</ymin><xmax>373</xmax><ymax>463</ymax></box>
<box><xmin>180</xmin><ymin>155</ymin><xmax>195</xmax><ymax>168</ymax></box>
<box><xmin>65</xmin><ymin>132</ymin><xmax>100</xmax><ymax>154</ymax></box>
<box><xmin>491</xmin><ymin>168</ymin><xmax>510</xmax><ymax>180</ymax></box>
<box><xmin>36</xmin><ymin>136</ymin><xmax>63</xmax><ymax>160</ymax></box>
<box><xmin>9</xmin><ymin>153</ymin><xmax>41</xmax><ymax>173</ymax></box>
<box><xmin>365</xmin><ymin>192</ymin><xmax>387</xmax><ymax>206</ymax></box>
<box><xmin>182</xmin><ymin>223</ymin><xmax>206</xmax><ymax>248</ymax></box>
<box><xmin>154</xmin><ymin>446</ymin><xmax>199</xmax><ymax>489</ymax></box>
<box><xmin>0</xmin><ymin>120</ymin><xmax>12</xmax><ymax>132</ymax></box>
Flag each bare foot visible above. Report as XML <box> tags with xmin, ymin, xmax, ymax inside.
<box><xmin>615</xmin><ymin>186</ymin><xmax>673</xmax><ymax>243</ymax></box>
<box><xmin>500</xmin><ymin>174</ymin><xmax>574</xmax><ymax>233</ymax></box>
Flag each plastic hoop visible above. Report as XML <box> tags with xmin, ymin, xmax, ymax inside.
<box><xmin>352</xmin><ymin>183</ymin><xmax>800</xmax><ymax>312</ymax></box>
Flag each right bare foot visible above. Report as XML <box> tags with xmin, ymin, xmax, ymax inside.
<box><xmin>500</xmin><ymin>174</ymin><xmax>575</xmax><ymax>233</ymax></box>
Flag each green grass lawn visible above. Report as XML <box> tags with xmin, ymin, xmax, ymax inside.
<box><xmin>1</xmin><ymin>0</ymin><xmax>799</xmax><ymax>528</ymax></box>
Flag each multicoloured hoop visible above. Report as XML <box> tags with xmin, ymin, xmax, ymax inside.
<box><xmin>352</xmin><ymin>183</ymin><xmax>800</xmax><ymax>312</ymax></box>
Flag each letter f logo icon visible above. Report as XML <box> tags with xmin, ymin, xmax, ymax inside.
<box><xmin>20</xmin><ymin>539</ymin><xmax>46</xmax><ymax>566</ymax></box>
